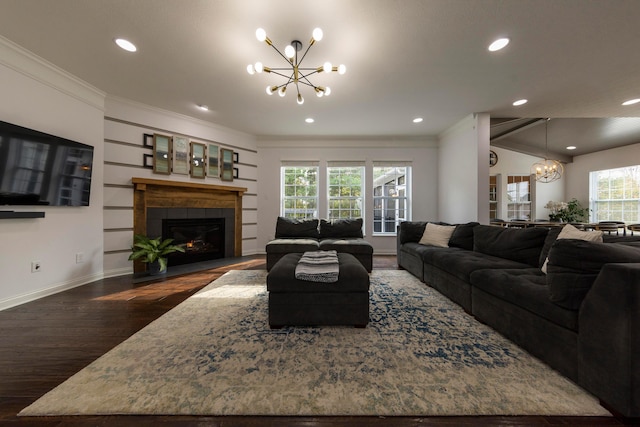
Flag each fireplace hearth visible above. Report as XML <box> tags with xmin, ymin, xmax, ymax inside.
<box><xmin>162</xmin><ymin>218</ymin><xmax>225</xmax><ymax>266</ymax></box>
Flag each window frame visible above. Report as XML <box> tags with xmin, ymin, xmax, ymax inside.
<box><xmin>372</xmin><ymin>165</ymin><xmax>410</xmax><ymax>235</ymax></box>
<box><xmin>280</xmin><ymin>165</ymin><xmax>319</xmax><ymax>219</ymax></box>
<box><xmin>589</xmin><ymin>165</ymin><xmax>640</xmax><ymax>223</ymax></box>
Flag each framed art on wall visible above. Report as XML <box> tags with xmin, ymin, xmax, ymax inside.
<box><xmin>143</xmin><ymin>133</ymin><xmax>154</xmax><ymax>148</ymax></box>
<box><xmin>220</xmin><ymin>148</ymin><xmax>234</xmax><ymax>181</ymax></box>
<box><xmin>172</xmin><ymin>136</ymin><xmax>189</xmax><ymax>174</ymax></box>
<box><xmin>190</xmin><ymin>142</ymin><xmax>206</xmax><ymax>178</ymax></box>
<box><xmin>152</xmin><ymin>133</ymin><xmax>172</xmax><ymax>174</ymax></box>
<box><xmin>208</xmin><ymin>143</ymin><xmax>219</xmax><ymax>178</ymax></box>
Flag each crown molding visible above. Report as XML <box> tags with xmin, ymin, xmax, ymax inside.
<box><xmin>0</xmin><ymin>35</ymin><xmax>105</xmax><ymax>111</ymax></box>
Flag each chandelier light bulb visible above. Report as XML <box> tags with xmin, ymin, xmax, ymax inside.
<box><xmin>248</xmin><ymin>27</ymin><xmax>342</xmax><ymax>104</ymax></box>
<box><xmin>312</xmin><ymin>28</ymin><xmax>323</xmax><ymax>42</ymax></box>
<box><xmin>256</xmin><ymin>28</ymin><xmax>267</xmax><ymax>42</ymax></box>
<box><xmin>284</xmin><ymin>45</ymin><xmax>295</xmax><ymax>59</ymax></box>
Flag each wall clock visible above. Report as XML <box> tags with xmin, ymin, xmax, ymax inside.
<box><xmin>489</xmin><ymin>150</ymin><xmax>498</xmax><ymax>167</ymax></box>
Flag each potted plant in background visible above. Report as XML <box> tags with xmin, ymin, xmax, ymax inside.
<box><xmin>128</xmin><ymin>234</ymin><xmax>185</xmax><ymax>275</ymax></box>
<box><xmin>545</xmin><ymin>198</ymin><xmax>589</xmax><ymax>223</ymax></box>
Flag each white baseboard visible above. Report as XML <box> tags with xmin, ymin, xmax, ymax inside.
<box><xmin>0</xmin><ymin>272</ymin><xmax>104</xmax><ymax>311</ymax></box>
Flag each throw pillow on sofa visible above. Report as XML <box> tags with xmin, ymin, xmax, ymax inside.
<box><xmin>418</xmin><ymin>223</ymin><xmax>456</xmax><ymax>247</ymax></box>
<box><xmin>546</xmin><ymin>239</ymin><xmax>640</xmax><ymax>310</ymax></box>
<box><xmin>540</xmin><ymin>224</ymin><xmax>603</xmax><ymax>273</ymax></box>
<box><xmin>275</xmin><ymin>217</ymin><xmax>320</xmax><ymax>239</ymax></box>
<box><xmin>473</xmin><ymin>225</ymin><xmax>548</xmax><ymax>267</ymax></box>
<box><xmin>448</xmin><ymin>222</ymin><xmax>480</xmax><ymax>250</ymax></box>
<box><xmin>319</xmin><ymin>218</ymin><xmax>364</xmax><ymax>238</ymax></box>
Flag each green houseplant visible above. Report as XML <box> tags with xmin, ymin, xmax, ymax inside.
<box><xmin>547</xmin><ymin>198</ymin><xmax>589</xmax><ymax>223</ymax></box>
<box><xmin>128</xmin><ymin>234</ymin><xmax>185</xmax><ymax>274</ymax></box>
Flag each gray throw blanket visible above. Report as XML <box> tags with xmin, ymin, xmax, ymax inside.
<box><xmin>295</xmin><ymin>250</ymin><xmax>339</xmax><ymax>283</ymax></box>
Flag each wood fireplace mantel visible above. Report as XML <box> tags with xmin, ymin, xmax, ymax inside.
<box><xmin>132</xmin><ymin>178</ymin><xmax>247</xmax><ymax>272</ymax></box>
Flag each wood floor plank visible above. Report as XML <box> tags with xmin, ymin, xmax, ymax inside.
<box><xmin>0</xmin><ymin>255</ymin><xmax>631</xmax><ymax>426</ymax></box>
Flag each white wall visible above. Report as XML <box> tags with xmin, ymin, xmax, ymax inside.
<box><xmin>438</xmin><ymin>114</ymin><xmax>489</xmax><ymax>224</ymax></box>
<box><xmin>0</xmin><ymin>37</ymin><xmax>105</xmax><ymax>309</ymax></box>
<box><xmin>256</xmin><ymin>138</ymin><xmax>438</xmax><ymax>255</ymax></box>
<box><xmin>489</xmin><ymin>146</ymin><xmax>564</xmax><ymax>220</ymax></box>
<box><xmin>565</xmin><ymin>142</ymin><xmax>640</xmax><ymax>218</ymax></box>
<box><xmin>103</xmin><ymin>97</ymin><xmax>258</xmax><ymax>276</ymax></box>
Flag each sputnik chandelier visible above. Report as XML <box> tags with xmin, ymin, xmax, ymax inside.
<box><xmin>531</xmin><ymin>118</ymin><xmax>564</xmax><ymax>183</ymax></box>
<box><xmin>246</xmin><ymin>27</ymin><xmax>346</xmax><ymax>105</ymax></box>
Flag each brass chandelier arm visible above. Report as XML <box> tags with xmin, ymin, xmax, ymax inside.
<box><xmin>248</xmin><ymin>27</ymin><xmax>345</xmax><ymax>104</ymax></box>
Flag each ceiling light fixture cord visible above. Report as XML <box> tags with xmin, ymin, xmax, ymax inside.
<box><xmin>247</xmin><ymin>28</ymin><xmax>345</xmax><ymax>105</ymax></box>
<box><xmin>530</xmin><ymin>118</ymin><xmax>564</xmax><ymax>183</ymax></box>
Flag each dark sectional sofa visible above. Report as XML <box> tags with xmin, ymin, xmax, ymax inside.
<box><xmin>266</xmin><ymin>217</ymin><xmax>373</xmax><ymax>272</ymax></box>
<box><xmin>397</xmin><ymin>221</ymin><xmax>640</xmax><ymax>418</ymax></box>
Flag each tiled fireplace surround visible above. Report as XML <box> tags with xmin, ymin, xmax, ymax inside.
<box><xmin>132</xmin><ymin>178</ymin><xmax>247</xmax><ymax>273</ymax></box>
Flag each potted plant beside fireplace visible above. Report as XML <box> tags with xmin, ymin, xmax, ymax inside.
<box><xmin>128</xmin><ymin>234</ymin><xmax>185</xmax><ymax>275</ymax></box>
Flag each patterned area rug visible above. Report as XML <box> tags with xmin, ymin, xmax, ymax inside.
<box><xmin>20</xmin><ymin>270</ymin><xmax>610</xmax><ymax>416</ymax></box>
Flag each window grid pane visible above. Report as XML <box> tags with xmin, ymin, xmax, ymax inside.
<box><xmin>590</xmin><ymin>166</ymin><xmax>640</xmax><ymax>223</ymax></box>
<box><xmin>327</xmin><ymin>167</ymin><xmax>364</xmax><ymax>220</ymax></box>
<box><xmin>281</xmin><ymin>166</ymin><xmax>319</xmax><ymax>218</ymax></box>
<box><xmin>373</xmin><ymin>166</ymin><xmax>410</xmax><ymax>234</ymax></box>
<box><xmin>506</xmin><ymin>175</ymin><xmax>531</xmax><ymax>220</ymax></box>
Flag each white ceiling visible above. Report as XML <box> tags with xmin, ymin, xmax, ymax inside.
<box><xmin>1</xmin><ymin>0</ymin><xmax>640</xmax><ymax>156</ymax></box>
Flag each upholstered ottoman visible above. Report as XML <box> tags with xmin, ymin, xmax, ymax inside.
<box><xmin>267</xmin><ymin>252</ymin><xmax>370</xmax><ymax>328</ymax></box>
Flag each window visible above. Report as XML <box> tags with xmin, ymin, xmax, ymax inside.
<box><xmin>589</xmin><ymin>166</ymin><xmax>640</xmax><ymax>223</ymax></box>
<box><xmin>327</xmin><ymin>164</ymin><xmax>364</xmax><ymax>219</ymax></box>
<box><xmin>506</xmin><ymin>175</ymin><xmax>530</xmax><ymax>220</ymax></box>
<box><xmin>280</xmin><ymin>165</ymin><xmax>318</xmax><ymax>218</ymax></box>
<box><xmin>373</xmin><ymin>165</ymin><xmax>410</xmax><ymax>233</ymax></box>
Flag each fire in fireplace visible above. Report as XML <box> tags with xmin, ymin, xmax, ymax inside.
<box><xmin>162</xmin><ymin>218</ymin><xmax>225</xmax><ymax>267</ymax></box>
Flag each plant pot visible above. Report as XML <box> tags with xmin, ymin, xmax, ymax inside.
<box><xmin>147</xmin><ymin>260</ymin><xmax>167</xmax><ymax>275</ymax></box>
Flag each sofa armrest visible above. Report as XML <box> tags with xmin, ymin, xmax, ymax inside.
<box><xmin>578</xmin><ymin>262</ymin><xmax>640</xmax><ymax>417</ymax></box>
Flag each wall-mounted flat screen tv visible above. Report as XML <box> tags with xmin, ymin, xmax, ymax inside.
<box><xmin>0</xmin><ymin>120</ymin><xmax>94</xmax><ymax>206</ymax></box>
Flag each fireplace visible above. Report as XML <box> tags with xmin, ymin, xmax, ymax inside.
<box><xmin>132</xmin><ymin>178</ymin><xmax>247</xmax><ymax>274</ymax></box>
<box><xmin>162</xmin><ymin>218</ymin><xmax>225</xmax><ymax>266</ymax></box>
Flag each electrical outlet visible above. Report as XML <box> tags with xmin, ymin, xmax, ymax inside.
<box><xmin>76</xmin><ymin>252</ymin><xmax>84</xmax><ymax>264</ymax></box>
<box><xmin>31</xmin><ymin>261</ymin><xmax>41</xmax><ymax>273</ymax></box>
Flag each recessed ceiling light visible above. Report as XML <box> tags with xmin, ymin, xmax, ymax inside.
<box><xmin>305</xmin><ymin>118</ymin><xmax>314</xmax><ymax>123</ymax></box>
<box><xmin>413</xmin><ymin>117</ymin><xmax>423</xmax><ymax>123</ymax></box>
<box><xmin>512</xmin><ymin>99</ymin><xmax>528</xmax><ymax>106</ymax></box>
<box><xmin>114</xmin><ymin>38</ymin><xmax>137</xmax><ymax>52</ymax></box>
<box><xmin>622</xmin><ymin>98</ymin><xmax>640</xmax><ymax>106</ymax></box>
<box><xmin>197</xmin><ymin>104</ymin><xmax>209</xmax><ymax>111</ymax></box>
<box><xmin>566</xmin><ymin>146</ymin><xmax>577</xmax><ymax>150</ymax></box>
<box><xmin>488</xmin><ymin>38</ymin><xmax>510</xmax><ymax>52</ymax></box>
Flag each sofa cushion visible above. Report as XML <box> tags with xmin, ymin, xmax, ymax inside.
<box><xmin>540</xmin><ymin>224</ymin><xmax>603</xmax><ymax>273</ymax></box>
<box><xmin>470</xmin><ymin>268</ymin><xmax>579</xmax><ymax>331</ymax></box>
<box><xmin>265</xmin><ymin>238</ymin><xmax>320</xmax><ymax>254</ymax></box>
<box><xmin>418</xmin><ymin>223</ymin><xmax>456</xmax><ymax>247</ymax></box>
<box><xmin>275</xmin><ymin>217</ymin><xmax>319</xmax><ymax>239</ymax></box>
<box><xmin>430</xmin><ymin>249</ymin><xmax>531</xmax><ymax>283</ymax></box>
<box><xmin>547</xmin><ymin>239</ymin><xmax>640</xmax><ymax>310</ymax></box>
<box><xmin>319</xmin><ymin>218</ymin><xmax>363</xmax><ymax>238</ymax></box>
<box><xmin>473</xmin><ymin>225</ymin><xmax>548</xmax><ymax>267</ymax></box>
<box><xmin>398</xmin><ymin>221</ymin><xmax>427</xmax><ymax>244</ymax></box>
<box><xmin>449</xmin><ymin>222</ymin><xmax>479</xmax><ymax>250</ymax></box>
<box><xmin>319</xmin><ymin>238</ymin><xmax>373</xmax><ymax>254</ymax></box>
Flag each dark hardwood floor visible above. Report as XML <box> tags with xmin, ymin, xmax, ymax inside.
<box><xmin>0</xmin><ymin>255</ymin><xmax>633</xmax><ymax>426</ymax></box>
